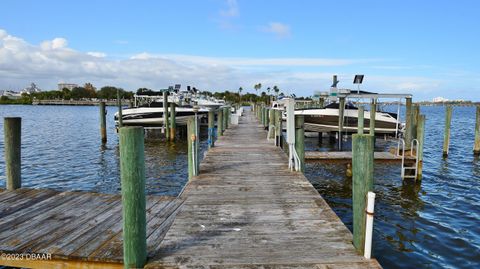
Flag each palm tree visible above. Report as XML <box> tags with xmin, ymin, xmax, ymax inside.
<box><xmin>238</xmin><ymin>87</ymin><xmax>243</xmax><ymax>102</ymax></box>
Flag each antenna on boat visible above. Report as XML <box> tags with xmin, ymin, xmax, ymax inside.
<box><xmin>353</xmin><ymin>75</ymin><xmax>364</xmax><ymax>93</ymax></box>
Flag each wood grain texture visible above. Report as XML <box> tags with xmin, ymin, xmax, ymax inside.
<box><xmin>146</xmin><ymin>108</ymin><xmax>382</xmax><ymax>268</ymax></box>
<box><xmin>0</xmin><ymin>189</ymin><xmax>182</xmax><ymax>267</ymax></box>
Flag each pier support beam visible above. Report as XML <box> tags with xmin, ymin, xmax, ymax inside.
<box><xmin>369</xmin><ymin>99</ymin><xmax>376</xmax><ymax>136</ymax></box>
<box><xmin>163</xmin><ymin>91</ymin><xmax>170</xmax><ymax>139</ymax></box>
<box><xmin>268</xmin><ymin>108</ymin><xmax>275</xmax><ymax>140</ymax></box>
<box><xmin>99</xmin><ymin>102</ymin><xmax>107</xmax><ymax>143</ymax></box>
<box><xmin>169</xmin><ymin>102</ymin><xmax>176</xmax><ymax>141</ymax></box>
<box><xmin>416</xmin><ymin>115</ymin><xmax>426</xmax><ymax>180</ymax></box>
<box><xmin>275</xmin><ymin>110</ymin><xmax>282</xmax><ymax>147</ymax></box>
<box><xmin>188</xmin><ymin>116</ymin><xmax>199</xmax><ymax>179</ymax></box>
<box><xmin>443</xmin><ymin>106</ymin><xmax>452</xmax><ymax>156</ymax></box>
<box><xmin>295</xmin><ymin>115</ymin><xmax>305</xmax><ymax>173</ymax></box>
<box><xmin>405</xmin><ymin>97</ymin><xmax>413</xmax><ymax>146</ymax></box>
<box><xmin>217</xmin><ymin>109</ymin><xmax>224</xmax><ymax>136</ymax></box>
<box><xmin>117</xmin><ymin>89</ymin><xmax>123</xmax><ymax>128</ymax></box>
<box><xmin>4</xmin><ymin>117</ymin><xmax>21</xmax><ymax>190</ymax></box>
<box><xmin>119</xmin><ymin>126</ymin><xmax>147</xmax><ymax>269</ymax></box>
<box><xmin>208</xmin><ymin>110</ymin><xmax>215</xmax><ymax>148</ymax></box>
<box><xmin>358</xmin><ymin>106</ymin><xmax>364</xmax><ymax>135</ymax></box>
<box><xmin>474</xmin><ymin>106</ymin><xmax>480</xmax><ymax>155</ymax></box>
<box><xmin>338</xmin><ymin>97</ymin><xmax>345</xmax><ymax>150</ymax></box>
<box><xmin>352</xmin><ymin>133</ymin><xmax>374</xmax><ymax>255</ymax></box>
<box><xmin>412</xmin><ymin>105</ymin><xmax>419</xmax><ymax>140</ymax></box>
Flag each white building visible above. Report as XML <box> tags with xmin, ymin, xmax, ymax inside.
<box><xmin>21</xmin><ymin>83</ymin><xmax>42</xmax><ymax>94</ymax></box>
<box><xmin>58</xmin><ymin>83</ymin><xmax>78</xmax><ymax>91</ymax></box>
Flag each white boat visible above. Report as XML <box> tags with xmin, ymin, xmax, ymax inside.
<box><xmin>295</xmin><ymin>102</ymin><xmax>402</xmax><ymax>135</ymax></box>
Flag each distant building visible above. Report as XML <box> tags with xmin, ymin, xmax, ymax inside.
<box><xmin>58</xmin><ymin>83</ymin><xmax>78</xmax><ymax>91</ymax></box>
<box><xmin>21</xmin><ymin>83</ymin><xmax>42</xmax><ymax>94</ymax></box>
<box><xmin>1</xmin><ymin>90</ymin><xmax>22</xmax><ymax>99</ymax></box>
<box><xmin>433</xmin><ymin>97</ymin><xmax>448</xmax><ymax>103</ymax></box>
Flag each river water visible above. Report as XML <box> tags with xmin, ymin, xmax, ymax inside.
<box><xmin>0</xmin><ymin>105</ymin><xmax>479</xmax><ymax>268</ymax></box>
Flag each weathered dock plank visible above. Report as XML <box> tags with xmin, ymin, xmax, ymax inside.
<box><xmin>146</xmin><ymin>109</ymin><xmax>382</xmax><ymax>268</ymax></box>
<box><xmin>0</xmin><ymin>189</ymin><xmax>183</xmax><ymax>268</ymax></box>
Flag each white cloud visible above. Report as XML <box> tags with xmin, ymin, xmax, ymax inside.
<box><xmin>0</xmin><ymin>28</ymin><xmax>462</xmax><ymax>100</ymax></box>
<box><xmin>261</xmin><ymin>22</ymin><xmax>291</xmax><ymax>39</ymax></box>
<box><xmin>220</xmin><ymin>0</ymin><xmax>239</xmax><ymax>18</ymax></box>
<box><xmin>87</xmin><ymin>52</ymin><xmax>106</xmax><ymax>58</ymax></box>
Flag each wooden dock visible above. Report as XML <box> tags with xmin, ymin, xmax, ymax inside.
<box><xmin>0</xmin><ymin>189</ymin><xmax>183</xmax><ymax>268</ymax></box>
<box><xmin>0</xmin><ymin>109</ymin><xmax>382</xmax><ymax>268</ymax></box>
<box><xmin>146</xmin><ymin>110</ymin><xmax>382</xmax><ymax>268</ymax></box>
<box><xmin>306</xmin><ymin>151</ymin><xmax>416</xmax><ymax>164</ymax></box>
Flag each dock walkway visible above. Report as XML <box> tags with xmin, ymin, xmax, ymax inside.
<box><xmin>146</xmin><ymin>110</ymin><xmax>382</xmax><ymax>268</ymax></box>
<box><xmin>0</xmin><ymin>189</ymin><xmax>183</xmax><ymax>268</ymax></box>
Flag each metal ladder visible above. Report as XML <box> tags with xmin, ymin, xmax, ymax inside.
<box><xmin>396</xmin><ymin>138</ymin><xmax>419</xmax><ymax>179</ymax></box>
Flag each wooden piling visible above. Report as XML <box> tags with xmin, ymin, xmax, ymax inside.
<box><xmin>443</xmin><ymin>106</ymin><xmax>452</xmax><ymax>156</ymax></box>
<box><xmin>208</xmin><ymin>110</ymin><xmax>215</xmax><ymax>148</ymax></box>
<box><xmin>119</xmin><ymin>126</ymin><xmax>147</xmax><ymax>269</ymax></box>
<box><xmin>163</xmin><ymin>91</ymin><xmax>170</xmax><ymax>139</ymax></box>
<box><xmin>4</xmin><ymin>117</ymin><xmax>21</xmax><ymax>190</ymax></box>
<box><xmin>416</xmin><ymin>115</ymin><xmax>426</xmax><ymax>180</ymax></box>
<box><xmin>169</xmin><ymin>102</ymin><xmax>176</xmax><ymax>141</ymax></box>
<box><xmin>269</xmin><ymin>108</ymin><xmax>275</xmax><ymax>139</ymax></box>
<box><xmin>338</xmin><ymin>97</ymin><xmax>345</xmax><ymax>141</ymax></box>
<box><xmin>187</xmin><ymin>116</ymin><xmax>199</xmax><ymax>179</ymax></box>
<box><xmin>369</xmin><ymin>99</ymin><xmax>376</xmax><ymax>136</ymax></box>
<box><xmin>117</xmin><ymin>89</ymin><xmax>123</xmax><ymax>128</ymax></box>
<box><xmin>474</xmin><ymin>106</ymin><xmax>480</xmax><ymax>155</ymax></box>
<box><xmin>295</xmin><ymin>115</ymin><xmax>305</xmax><ymax>173</ymax></box>
<box><xmin>352</xmin><ymin>134</ymin><xmax>374</xmax><ymax>255</ymax></box>
<box><xmin>223</xmin><ymin>107</ymin><xmax>229</xmax><ymax>130</ymax></box>
<box><xmin>275</xmin><ymin>109</ymin><xmax>282</xmax><ymax>147</ymax></box>
<box><xmin>412</xmin><ymin>105</ymin><xmax>419</xmax><ymax>140</ymax></box>
<box><xmin>358</xmin><ymin>106</ymin><xmax>364</xmax><ymax>134</ymax></box>
<box><xmin>217</xmin><ymin>109</ymin><xmax>224</xmax><ymax>136</ymax></box>
<box><xmin>99</xmin><ymin>102</ymin><xmax>107</xmax><ymax>143</ymax></box>
<box><xmin>405</xmin><ymin>97</ymin><xmax>413</xmax><ymax>146</ymax></box>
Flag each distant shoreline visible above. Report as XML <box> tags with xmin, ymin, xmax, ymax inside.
<box><xmin>0</xmin><ymin>99</ymin><xmax>131</xmax><ymax>106</ymax></box>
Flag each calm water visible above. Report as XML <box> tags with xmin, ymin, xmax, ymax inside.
<box><xmin>0</xmin><ymin>105</ymin><xmax>479</xmax><ymax>268</ymax></box>
<box><xmin>0</xmin><ymin>105</ymin><xmax>208</xmax><ymax>196</ymax></box>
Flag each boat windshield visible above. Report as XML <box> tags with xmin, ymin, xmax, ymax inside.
<box><xmin>325</xmin><ymin>102</ymin><xmax>358</xmax><ymax>110</ymax></box>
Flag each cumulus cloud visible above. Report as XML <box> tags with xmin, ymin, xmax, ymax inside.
<box><xmin>261</xmin><ymin>22</ymin><xmax>291</xmax><ymax>39</ymax></box>
<box><xmin>0</xmin><ymin>28</ymin><xmax>453</xmax><ymax>100</ymax></box>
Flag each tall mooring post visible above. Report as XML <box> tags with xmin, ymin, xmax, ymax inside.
<box><xmin>119</xmin><ymin>126</ymin><xmax>147</xmax><ymax>269</ymax></box>
<box><xmin>217</xmin><ymin>109</ymin><xmax>224</xmax><ymax>136</ymax></box>
<box><xmin>163</xmin><ymin>91</ymin><xmax>170</xmax><ymax>139</ymax></box>
<box><xmin>4</xmin><ymin>117</ymin><xmax>21</xmax><ymax>190</ymax></box>
<box><xmin>443</xmin><ymin>106</ymin><xmax>452</xmax><ymax>156</ymax></box>
<box><xmin>275</xmin><ymin>109</ymin><xmax>282</xmax><ymax>147</ymax></box>
<box><xmin>223</xmin><ymin>107</ymin><xmax>229</xmax><ymax>130</ymax></box>
<box><xmin>416</xmin><ymin>114</ymin><xmax>426</xmax><ymax>180</ymax></box>
<box><xmin>475</xmin><ymin>106</ymin><xmax>480</xmax><ymax>155</ymax></box>
<box><xmin>208</xmin><ymin>109</ymin><xmax>215</xmax><ymax>148</ymax></box>
<box><xmin>169</xmin><ymin>102</ymin><xmax>176</xmax><ymax>141</ymax></box>
<box><xmin>338</xmin><ymin>96</ymin><xmax>345</xmax><ymax>150</ymax></box>
<box><xmin>358</xmin><ymin>106</ymin><xmax>364</xmax><ymax>134</ymax></box>
<box><xmin>412</xmin><ymin>105</ymin><xmax>420</xmax><ymax>140</ymax></box>
<box><xmin>117</xmin><ymin>89</ymin><xmax>123</xmax><ymax>127</ymax></box>
<box><xmin>187</xmin><ymin>116</ymin><xmax>199</xmax><ymax>179</ymax></box>
<box><xmin>99</xmin><ymin>102</ymin><xmax>107</xmax><ymax>143</ymax></box>
<box><xmin>405</xmin><ymin>97</ymin><xmax>413</xmax><ymax>146</ymax></box>
<box><xmin>295</xmin><ymin>115</ymin><xmax>305</xmax><ymax>173</ymax></box>
<box><xmin>352</xmin><ymin>133</ymin><xmax>374</xmax><ymax>255</ymax></box>
<box><xmin>369</xmin><ymin>99</ymin><xmax>376</xmax><ymax>136</ymax></box>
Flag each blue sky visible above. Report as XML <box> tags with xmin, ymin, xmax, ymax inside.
<box><xmin>1</xmin><ymin>0</ymin><xmax>479</xmax><ymax>101</ymax></box>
